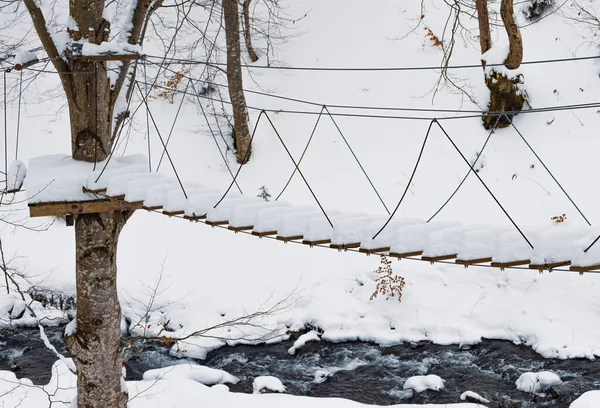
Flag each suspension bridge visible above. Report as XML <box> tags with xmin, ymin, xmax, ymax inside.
<box><xmin>3</xmin><ymin>53</ymin><xmax>600</xmax><ymax>274</ymax></box>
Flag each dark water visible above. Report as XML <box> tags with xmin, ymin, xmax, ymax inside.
<box><xmin>1</xmin><ymin>327</ymin><xmax>599</xmax><ymax>407</ymax></box>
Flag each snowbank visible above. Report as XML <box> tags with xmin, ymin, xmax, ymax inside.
<box><xmin>403</xmin><ymin>374</ymin><xmax>445</xmax><ymax>393</ymax></box>
<box><xmin>515</xmin><ymin>371</ymin><xmax>562</xmax><ymax>393</ymax></box>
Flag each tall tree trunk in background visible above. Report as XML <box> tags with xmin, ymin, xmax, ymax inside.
<box><xmin>242</xmin><ymin>0</ymin><xmax>259</xmax><ymax>62</ymax></box>
<box><xmin>501</xmin><ymin>0</ymin><xmax>523</xmax><ymax>69</ymax></box>
<box><xmin>477</xmin><ymin>0</ymin><xmax>526</xmax><ymax>129</ymax></box>
<box><xmin>223</xmin><ymin>0</ymin><xmax>252</xmax><ymax>164</ymax></box>
<box><xmin>24</xmin><ymin>0</ymin><xmax>161</xmax><ymax>406</ymax></box>
<box><xmin>475</xmin><ymin>0</ymin><xmax>492</xmax><ymax>56</ymax></box>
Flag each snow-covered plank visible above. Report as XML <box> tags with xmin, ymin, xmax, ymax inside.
<box><xmin>205</xmin><ymin>196</ymin><xmax>265</xmax><ymax>226</ymax></box>
<box><xmin>359</xmin><ymin>218</ymin><xmax>424</xmax><ymax>254</ymax></box>
<box><xmin>143</xmin><ymin>181</ymin><xmax>181</xmax><ymax>210</ymax></box>
<box><xmin>105</xmin><ymin>172</ymin><xmax>158</xmax><ymax>199</ymax></box>
<box><xmin>389</xmin><ymin>221</ymin><xmax>459</xmax><ymax>258</ymax></box>
<box><xmin>228</xmin><ymin>201</ymin><xmax>289</xmax><ymax>231</ymax></box>
<box><xmin>490</xmin><ymin>228</ymin><xmax>539</xmax><ymax>267</ymax></box>
<box><xmin>165</xmin><ymin>188</ymin><xmax>222</xmax><ymax>216</ymax></box>
<box><xmin>528</xmin><ymin>226</ymin><xmax>592</xmax><ymax>270</ymax></box>
<box><xmin>252</xmin><ymin>205</ymin><xmax>314</xmax><ymax>236</ymax></box>
<box><xmin>302</xmin><ymin>212</ymin><xmax>365</xmax><ymax>246</ymax></box>
<box><xmin>568</xmin><ymin>228</ymin><xmax>600</xmax><ymax>272</ymax></box>
<box><xmin>84</xmin><ymin>157</ymin><xmax>148</xmax><ymax>192</ymax></box>
<box><xmin>329</xmin><ymin>215</ymin><xmax>387</xmax><ymax>250</ymax></box>
<box><xmin>126</xmin><ymin>177</ymin><xmax>174</xmax><ymax>203</ymax></box>
<box><xmin>455</xmin><ymin>227</ymin><xmax>511</xmax><ymax>264</ymax></box>
<box><xmin>276</xmin><ymin>210</ymin><xmax>327</xmax><ymax>241</ymax></box>
<box><xmin>183</xmin><ymin>191</ymin><xmax>240</xmax><ymax>220</ymax></box>
<box><xmin>421</xmin><ymin>226</ymin><xmax>483</xmax><ymax>261</ymax></box>
<box><xmin>25</xmin><ymin>154</ymin><xmax>148</xmax><ymax>204</ymax></box>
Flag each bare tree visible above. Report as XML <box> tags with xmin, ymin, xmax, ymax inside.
<box><xmin>479</xmin><ymin>0</ymin><xmax>527</xmax><ymax>129</ymax></box>
<box><xmin>22</xmin><ymin>0</ymin><xmax>162</xmax><ymax>406</ymax></box>
<box><xmin>223</xmin><ymin>0</ymin><xmax>252</xmax><ymax>164</ymax></box>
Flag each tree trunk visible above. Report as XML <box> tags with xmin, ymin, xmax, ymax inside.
<box><xmin>70</xmin><ymin>61</ymin><xmax>113</xmax><ymax>162</ymax></box>
<box><xmin>475</xmin><ymin>0</ymin><xmax>492</xmax><ymax>56</ymax></box>
<box><xmin>223</xmin><ymin>0</ymin><xmax>252</xmax><ymax>164</ymax></box>
<box><xmin>65</xmin><ymin>212</ymin><xmax>129</xmax><ymax>408</ymax></box>
<box><xmin>242</xmin><ymin>0</ymin><xmax>259</xmax><ymax>62</ymax></box>
<box><xmin>501</xmin><ymin>0</ymin><xmax>523</xmax><ymax>69</ymax></box>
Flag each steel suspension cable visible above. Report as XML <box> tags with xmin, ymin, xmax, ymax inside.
<box><xmin>372</xmin><ymin>120</ymin><xmax>435</xmax><ymax>240</ymax></box>
<box><xmin>427</xmin><ymin>114</ymin><xmax>502</xmax><ymax>223</ymax></box>
<box><xmin>435</xmin><ymin>120</ymin><xmax>534</xmax><ymax>249</ymax></box>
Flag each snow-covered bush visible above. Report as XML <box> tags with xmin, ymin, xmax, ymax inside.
<box><xmin>524</xmin><ymin>0</ymin><xmax>555</xmax><ymax>21</ymax></box>
<box><xmin>370</xmin><ymin>256</ymin><xmax>406</xmax><ymax>303</ymax></box>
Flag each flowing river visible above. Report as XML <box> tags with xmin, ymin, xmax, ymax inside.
<box><xmin>1</xmin><ymin>326</ymin><xmax>599</xmax><ymax>407</ymax></box>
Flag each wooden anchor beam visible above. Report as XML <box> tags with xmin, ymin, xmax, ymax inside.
<box><xmin>29</xmin><ymin>199</ymin><xmax>143</xmax><ymax>218</ymax></box>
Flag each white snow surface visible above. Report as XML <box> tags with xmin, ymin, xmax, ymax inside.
<box><xmin>6</xmin><ymin>160</ymin><xmax>26</xmax><ymax>191</ymax></box>
<box><xmin>570</xmin><ymin>391</ymin><xmax>600</xmax><ymax>408</ymax></box>
<box><xmin>515</xmin><ymin>371</ymin><xmax>562</xmax><ymax>393</ymax></box>
<box><xmin>403</xmin><ymin>375</ymin><xmax>445</xmax><ymax>393</ymax></box>
<box><xmin>460</xmin><ymin>391</ymin><xmax>490</xmax><ymax>404</ymax></box>
<box><xmin>5</xmin><ymin>0</ymin><xmax>600</xmax><ymax>406</ymax></box>
<box><xmin>142</xmin><ymin>363</ymin><xmax>239</xmax><ymax>385</ymax></box>
<box><xmin>253</xmin><ymin>376</ymin><xmax>286</xmax><ymax>394</ymax></box>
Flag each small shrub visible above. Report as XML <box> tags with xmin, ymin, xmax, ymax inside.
<box><xmin>257</xmin><ymin>185</ymin><xmax>271</xmax><ymax>202</ymax></box>
<box><xmin>524</xmin><ymin>0</ymin><xmax>555</xmax><ymax>21</ymax></box>
<box><xmin>424</xmin><ymin>27</ymin><xmax>443</xmax><ymax>47</ymax></box>
<box><xmin>370</xmin><ymin>256</ymin><xmax>406</xmax><ymax>303</ymax></box>
<box><xmin>151</xmin><ymin>65</ymin><xmax>188</xmax><ymax>103</ymax></box>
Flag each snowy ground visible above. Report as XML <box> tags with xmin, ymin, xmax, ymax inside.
<box><xmin>1</xmin><ymin>0</ymin><xmax>600</xmax><ymax>406</ymax></box>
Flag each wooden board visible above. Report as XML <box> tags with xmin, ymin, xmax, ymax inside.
<box><xmin>359</xmin><ymin>247</ymin><xmax>391</xmax><ymax>255</ymax></box>
<box><xmin>302</xmin><ymin>239</ymin><xmax>331</xmax><ymax>246</ymax></box>
<box><xmin>143</xmin><ymin>205</ymin><xmax>163</xmax><ymax>211</ymax></box>
<box><xmin>184</xmin><ymin>214</ymin><xmax>207</xmax><ymax>221</ymax></box>
<box><xmin>529</xmin><ymin>261</ymin><xmax>571</xmax><ymax>271</ymax></box>
<box><xmin>455</xmin><ymin>257</ymin><xmax>492</xmax><ymax>266</ymax></box>
<box><xmin>252</xmin><ymin>230</ymin><xmax>277</xmax><ymax>237</ymax></box>
<box><xmin>6</xmin><ymin>189</ymin><xmax>20</xmax><ymax>194</ymax></box>
<box><xmin>205</xmin><ymin>220</ymin><xmax>228</xmax><ymax>226</ymax></box>
<box><xmin>276</xmin><ymin>235</ymin><xmax>303</xmax><ymax>242</ymax></box>
<box><xmin>570</xmin><ymin>264</ymin><xmax>600</xmax><ymax>273</ymax></box>
<box><xmin>422</xmin><ymin>254</ymin><xmax>457</xmax><ymax>262</ymax></box>
<box><xmin>228</xmin><ymin>225</ymin><xmax>254</xmax><ymax>232</ymax></box>
<box><xmin>490</xmin><ymin>260</ymin><xmax>531</xmax><ymax>269</ymax></box>
<box><xmin>389</xmin><ymin>251</ymin><xmax>423</xmax><ymax>259</ymax></box>
<box><xmin>163</xmin><ymin>210</ymin><xmax>184</xmax><ymax>216</ymax></box>
<box><xmin>330</xmin><ymin>242</ymin><xmax>361</xmax><ymax>250</ymax></box>
<box><xmin>29</xmin><ymin>199</ymin><xmax>142</xmax><ymax>217</ymax></box>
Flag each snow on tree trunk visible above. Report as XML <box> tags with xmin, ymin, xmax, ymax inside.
<box><xmin>223</xmin><ymin>0</ymin><xmax>253</xmax><ymax>164</ymax></box>
<box><xmin>65</xmin><ymin>212</ymin><xmax>129</xmax><ymax>408</ymax></box>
